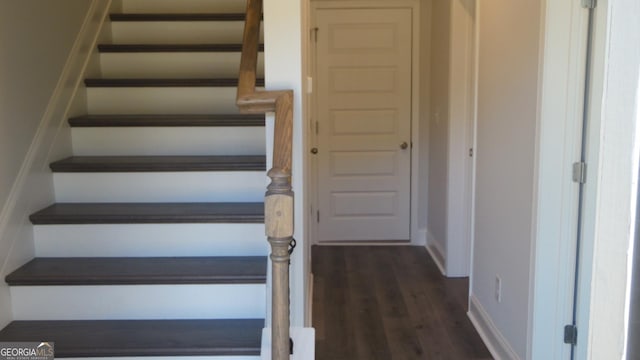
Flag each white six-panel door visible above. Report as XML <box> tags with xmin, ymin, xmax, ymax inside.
<box><xmin>315</xmin><ymin>8</ymin><xmax>412</xmax><ymax>242</ymax></box>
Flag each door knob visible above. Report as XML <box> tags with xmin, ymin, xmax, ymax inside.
<box><xmin>310</xmin><ymin>147</ymin><xmax>318</xmax><ymax>154</ymax></box>
<box><xmin>400</xmin><ymin>142</ymin><xmax>409</xmax><ymax>150</ymax></box>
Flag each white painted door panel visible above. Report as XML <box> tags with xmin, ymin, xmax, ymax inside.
<box><xmin>316</xmin><ymin>8</ymin><xmax>412</xmax><ymax>242</ymax></box>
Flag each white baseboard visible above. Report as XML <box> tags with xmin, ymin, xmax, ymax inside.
<box><xmin>0</xmin><ymin>0</ymin><xmax>110</xmax><ymax>329</ymax></box>
<box><xmin>413</xmin><ymin>228</ymin><xmax>427</xmax><ymax>246</ymax></box>
<box><xmin>261</xmin><ymin>327</ymin><xmax>315</xmax><ymax>359</ymax></box>
<box><xmin>426</xmin><ymin>230</ymin><xmax>446</xmax><ymax>275</ymax></box>
<box><xmin>468</xmin><ymin>294</ymin><xmax>520</xmax><ymax>360</ymax></box>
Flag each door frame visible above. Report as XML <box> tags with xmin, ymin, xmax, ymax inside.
<box><xmin>530</xmin><ymin>0</ymin><xmax>640</xmax><ymax>357</ymax></box>
<box><xmin>526</xmin><ymin>0</ymin><xmax>590</xmax><ymax>357</ymax></box>
<box><xmin>524</xmin><ymin>0</ymin><xmax>640</xmax><ymax>357</ymax></box>
<box><xmin>574</xmin><ymin>0</ymin><xmax>640</xmax><ymax>357</ymax></box>
<box><xmin>308</xmin><ymin>0</ymin><xmax>422</xmax><ymax>245</ymax></box>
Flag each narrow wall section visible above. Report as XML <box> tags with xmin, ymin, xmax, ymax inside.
<box><xmin>470</xmin><ymin>0</ymin><xmax>542</xmax><ymax>357</ymax></box>
<box><xmin>426</xmin><ymin>0</ymin><xmax>451</xmax><ymax>267</ymax></box>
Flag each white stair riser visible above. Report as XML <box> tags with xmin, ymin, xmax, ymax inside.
<box><xmin>100</xmin><ymin>53</ymin><xmax>265</xmax><ymax>79</ymax></box>
<box><xmin>53</xmin><ymin>172</ymin><xmax>266</xmax><ymax>203</ymax></box>
<box><xmin>72</xmin><ymin>127</ymin><xmax>265</xmax><ymax>156</ymax></box>
<box><xmin>87</xmin><ymin>88</ymin><xmax>241</xmax><ymax>114</ymax></box>
<box><xmin>122</xmin><ymin>0</ymin><xmax>246</xmax><ymax>14</ymax></box>
<box><xmin>11</xmin><ymin>284</ymin><xmax>265</xmax><ymax>320</ymax></box>
<box><xmin>111</xmin><ymin>22</ymin><xmax>263</xmax><ymax>45</ymax></box>
<box><xmin>34</xmin><ymin>224</ymin><xmax>268</xmax><ymax>257</ymax></box>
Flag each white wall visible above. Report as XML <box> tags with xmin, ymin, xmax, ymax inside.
<box><xmin>417</xmin><ymin>0</ymin><xmax>431</xmax><ymax>246</ymax></box>
<box><xmin>0</xmin><ymin>0</ymin><xmax>101</xmax><ymax>328</ymax></box>
<box><xmin>444</xmin><ymin>0</ymin><xmax>474</xmax><ymax>277</ymax></box>
<box><xmin>0</xmin><ymin>0</ymin><xmax>91</xmax><ymax>211</ymax></box>
<box><xmin>427</xmin><ymin>0</ymin><xmax>450</xmax><ymax>265</ymax></box>
<box><xmin>426</xmin><ymin>0</ymin><xmax>474</xmax><ymax>277</ymax></box>
<box><xmin>471</xmin><ymin>0</ymin><xmax>542</xmax><ymax>357</ymax></box>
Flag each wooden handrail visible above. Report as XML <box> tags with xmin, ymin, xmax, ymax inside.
<box><xmin>237</xmin><ymin>0</ymin><xmax>294</xmax><ymax>359</ymax></box>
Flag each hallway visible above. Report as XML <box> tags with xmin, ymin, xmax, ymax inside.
<box><xmin>312</xmin><ymin>246</ymin><xmax>491</xmax><ymax>359</ymax></box>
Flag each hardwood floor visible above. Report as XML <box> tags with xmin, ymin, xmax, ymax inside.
<box><xmin>312</xmin><ymin>246</ymin><xmax>492</xmax><ymax>360</ymax></box>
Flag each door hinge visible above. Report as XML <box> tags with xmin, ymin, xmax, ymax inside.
<box><xmin>468</xmin><ymin>148</ymin><xmax>474</xmax><ymax>157</ymax></box>
<box><xmin>317</xmin><ymin>210</ymin><xmax>320</xmax><ymax>223</ymax></box>
<box><xmin>572</xmin><ymin>162</ymin><xmax>587</xmax><ymax>184</ymax></box>
<box><xmin>581</xmin><ymin>0</ymin><xmax>596</xmax><ymax>9</ymax></box>
<box><xmin>564</xmin><ymin>324</ymin><xmax>578</xmax><ymax>345</ymax></box>
<box><xmin>312</xmin><ymin>27</ymin><xmax>319</xmax><ymax>42</ymax></box>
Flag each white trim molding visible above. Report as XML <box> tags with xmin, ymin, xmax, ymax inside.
<box><xmin>261</xmin><ymin>327</ymin><xmax>315</xmax><ymax>359</ymax></box>
<box><xmin>528</xmin><ymin>0</ymin><xmax>589</xmax><ymax>358</ymax></box>
<box><xmin>576</xmin><ymin>0</ymin><xmax>640</xmax><ymax>358</ymax></box>
<box><xmin>426</xmin><ymin>229</ymin><xmax>446</xmax><ymax>275</ymax></box>
<box><xmin>468</xmin><ymin>295</ymin><xmax>520</xmax><ymax>360</ymax></box>
<box><xmin>415</xmin><ymin>228</ymin><xmax>427</xmax><ymax>247</ymax></box>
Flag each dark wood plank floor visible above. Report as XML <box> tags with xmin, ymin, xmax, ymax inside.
<box><xmin>312</xmin><ymin>246</ymin><xmax>492</xmax><ymax>360</ymax></box>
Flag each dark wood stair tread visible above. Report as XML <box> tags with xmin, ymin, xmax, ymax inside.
<box><xmin>6</xmin><ymin>257</ymin><xmax>267</xmax><ymax>285</ymax></box>
<box><xmin>68</xmin><ymin>114</ymin><xmax>265</xmax><ymax>127</ymax></box>
<box><xmin>50</xmin><ymin>155</ymin><xmax>266</xmax><ymax>172</ymax></box>
<box><xmin>30</xmin><ymin>202</ymin><xmax>264</xmax><ymax>224</ymax></box>
<box><xmin>98</xmin><ymin>43</ymin><xmax>264</xmax><ymax>53</ymax></box>
<box><xmin>110</xmin><ymin>13</ymin><xmax>248</xmax><ymax>21</ymax></box>
<box><xmin>85</xmin><ymin>78</ymin><xmax>264</xmax><ymax>87</ymax></box>
<box><xmin>0</xmin><ymin>319</ymin><xmax>263</xmax><ymax>357</ymax></box>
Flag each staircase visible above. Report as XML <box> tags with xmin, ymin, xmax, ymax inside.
<box><xmin>0</xmin><ymin>0</ymin><xmax>268</xmax><ymax>358</ymax></box>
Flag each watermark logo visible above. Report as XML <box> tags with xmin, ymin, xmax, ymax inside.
<box><xmin>0</xmin><ymin>342</ymin><xmax>54</xmax><ymax>360</ymax></box>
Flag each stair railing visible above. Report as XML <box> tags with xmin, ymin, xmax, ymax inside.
<box><xmin>237</xmin><ymin>0</ymin><xmax>294</xmax><ymax>359</ymax></box>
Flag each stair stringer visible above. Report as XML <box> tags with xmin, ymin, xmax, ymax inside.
<box><xmin>0</xmin><ymin>0</ymin><xmax>111</xmax><ymax>329</ymax></box>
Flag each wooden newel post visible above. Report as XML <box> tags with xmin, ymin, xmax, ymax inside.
<box><xmin>236</xmin><ymin>0</ymin><xmax>294</xmax><ymax>354</ymax></box>
<box><xmin>265</xmin><ymin>167</ymin><xmax>293</xmax><ymax>360</ymax></box>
